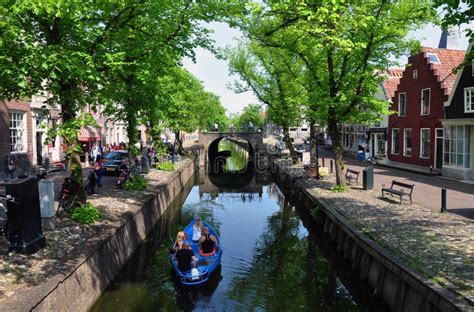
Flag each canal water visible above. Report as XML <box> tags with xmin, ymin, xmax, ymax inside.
<box><xmin>91</xmin><ymin>140</ymin><xmax>382</xmax><ymax>311</ymax></box>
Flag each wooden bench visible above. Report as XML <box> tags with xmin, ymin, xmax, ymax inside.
<box><xmin>345</xmin><ymin>168</ymin><xmax>360</xmax><ymax>185</ymax></box>
<box><xmin>382</xmin><ymin>180</ymin><xmax>415</xmax><ymax>204</ymax></box>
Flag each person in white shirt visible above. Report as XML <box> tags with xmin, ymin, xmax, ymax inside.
<box><xmin>192</xmin><ymin>217</ymin><xmax>202</xmax><ymax>242</ymax></box>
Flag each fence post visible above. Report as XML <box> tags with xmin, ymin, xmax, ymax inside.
<box><xmin>330</xmin><ymin>160</ymin><xmax>334</xmax><ymax>173</ymax></box>
<box><xmin>322</xmin><ymin>158</ymin><xmax>325</xmax><ymax>167</ymax></box>
<box><xmin>441</xmin><ymin>188</ymin><xmax>447</xmax><ymax>213</ymax></box>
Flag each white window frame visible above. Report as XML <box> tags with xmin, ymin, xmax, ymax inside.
<box><xmin>413</xmin><ymin>70</ymin><xmax>418</xmax><ymax>79</ymax></box>
<box><xmin>9</xmin><ymin>111</ymin><xmax>27</xmax><ymax>153</ymax></box>
<box><xmin>391</xmin><ymin>128</ymin><xmax>400</xmax><ymax>155</ymax></box>
<box><xmin>465</xmin><ymin>87</ymin><xmax>474</xmax><ymax>113</ymax></box>
<box><xmin>420</xmin><ymin>88</ymin><xmax>431</xmax><ymax>116</ymax></box>
<box><xmin>403</xmin><ymin>128</ymin><xmax>412</xmax><ymax>157</ymax></box>
<box><xmin>398</xmin><ymin>92</ymin><xmax>406</xmax><ymax>117</ymax></box>
<box><xmin>444</xmin><ymin>125</ymin><xmax>471</xmax><ymax>168</ymax></box>
<box><xmin>420</xmin><ymin>128</ymin><xmax>430</xmax><ymax>159</ymax></box>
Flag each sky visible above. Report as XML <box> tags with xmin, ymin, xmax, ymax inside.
<box><xmin>183</xmin><ymin>22</ymin><xmax>471</xmax><ymax>115</ymax></box>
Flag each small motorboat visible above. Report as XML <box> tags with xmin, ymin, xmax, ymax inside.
<box><xmin>170</xmin><ymin>219</ymin><xmax>223</xmax><ymax>285</ymax></box>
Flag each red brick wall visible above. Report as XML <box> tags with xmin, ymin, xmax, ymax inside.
<box><xmin>388</xmin><ymin>53</ymin><xmax>446</xmax><ymax>167</ymax></box>
<box><xmin>1</xmin><ymin>99</ymin><xmax>34</xmax><ymax>172</ymax></box>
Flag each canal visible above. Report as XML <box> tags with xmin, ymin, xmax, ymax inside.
<box><xmin>92</xmin><ymin>140</ymin><xmax>385</xmax><ymax>311</ymax></box>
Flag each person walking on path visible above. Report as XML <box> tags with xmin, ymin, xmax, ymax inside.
<box><xmin>92</xmin><ymin>144</ymin><xmax>101</xmax><ymax>162</ymax></box>
<box><xmin>3</xmin><ymin>154</ymin><xmax>15</xmax><ymax>181</ymax></box>
<box><xmin>94</xmin><ymin>155</ymin><xmax>105</xmax><ymax>187</ymax></box>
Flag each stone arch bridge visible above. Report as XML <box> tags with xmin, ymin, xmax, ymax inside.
<box><xmin>198</xmin><ymin>131</ymin><xmax>263</xmax><ymax>165</ymax></box>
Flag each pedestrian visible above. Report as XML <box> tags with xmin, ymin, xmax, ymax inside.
<box><xmin>92</xmin><ymin>143</ymin><xmax>101</xmax><ymax>162</ymax></box>
<box><xmin>94</xmin><ymin>155</ymin><xmax>105</xmax><ymax>187</ymax></box>
<box><xmin>3</xmin><ymin>154</ymin><xmax>15</xmax><ymax>181</ymax></box>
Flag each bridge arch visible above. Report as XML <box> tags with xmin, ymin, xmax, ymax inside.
<box><xmin>199</xmin><ymin>132</ymin><xmax>263</xmax><ymax>171</ymax></box>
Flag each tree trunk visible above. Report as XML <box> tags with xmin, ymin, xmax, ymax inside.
<box><xmin>175</xmin><ymin>130</ymin><xmax>184</xmax><ymax>154</ymax></box>
<box><xmin>283</xmin><ymin>127</ymin><xmax>297</xmax><ymax>163</ymax></box>
<box><xmin>126</xmin><ymin>113</ymin><xmax>138</xmax><ymax>157</ymax></box>
<box><xmin>60</xmin><ymin>83</ymin><xmax>86</xmax><ymax>205</ymax></box>
<box><xmin>328</xmin><ymin>121</ymin><xmax>345</xmax><ymax>185</ymax></box>
<box><xmin>309</xmin><ymin>124</ymin><xmax>319</xmax><ymax>168</ymax></box>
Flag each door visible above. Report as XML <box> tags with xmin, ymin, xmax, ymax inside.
<box><xmin>435</xmin><ymin>128</ymin><xmax>443</xmax><ymax>169</ymax></box>
<box><xmin>36</xmin><ymin>132</ymin><xmax>43</xmax><ymax>166</ymax></box>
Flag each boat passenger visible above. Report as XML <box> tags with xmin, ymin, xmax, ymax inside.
<box><xmin>199</xmin><ymin>227</ymin><xmax>219</xmax><ymax>256</ymax></box>
<box><xmin>176</xmin><ymin>242</ymin><xmax>197</xmax><ymax>272</ymax></box>
<box><xmin>192</xmin><ymin>217</ymin><xmax>202</xmax><ymax>242</ymax></box>
<box><xmin>171</xmin><ymin>231</ymin><xmax>188</xmax><ymax>254</ymax></box>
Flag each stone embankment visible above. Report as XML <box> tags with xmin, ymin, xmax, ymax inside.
<box><xmin>0</xmin><ymin>157</ymin><xmax>196</xmax><ymax>311</ymax></box>
<box><xmin>273</xmin><ymin>159</ymin><xmax>473</xmax><ymax>312</ymax></box>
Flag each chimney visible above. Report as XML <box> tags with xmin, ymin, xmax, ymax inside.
<box><xmin>438</xmin><ymin>27</ymin><xmax>460</xmax><ymax>49</ymax></box>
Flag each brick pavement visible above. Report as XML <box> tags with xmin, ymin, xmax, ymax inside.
<box><xmin>317</xmin><ymin>148</ymin><xmax>474</xmax><ymax>220</ymax></box>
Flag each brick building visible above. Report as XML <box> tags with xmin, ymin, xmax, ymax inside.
<box><xmin>387</xmin><ymin>47</ymin><xmax>464</xmax><ymax>169</ymax></box>
<box><xmin>1</xmin><ymin>99</ymin><xmax>34</xmax><ymax>174</ymax></box>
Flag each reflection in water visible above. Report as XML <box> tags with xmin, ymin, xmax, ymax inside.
<box><xmin>93</xmin><ymin>171</ymin><xmax>376</xmax><ymax>311</ymax></box>
<box><xmin>217</xmin><ymin>139</ymin><xmax>249</xmax><ymax>172</ymax></box>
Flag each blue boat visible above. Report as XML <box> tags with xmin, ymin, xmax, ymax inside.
<box><xmin>170</xmin><ymin>219</ymin><xmax>223</xmax><ymax>285</ymax></box>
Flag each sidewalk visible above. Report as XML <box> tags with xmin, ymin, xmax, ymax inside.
<box><xmin>277</xmin><ymin>159</ymin><xmax>474</xmax><ymax>305</ymax></box>
<box><xmin>0</xmin><ymin>158</ymin><xmax>194</xmax><ymax>308</ymax></box>
<box><xmin>318</xmin><ymin>148</ymin><xmax>474</xmax><ymax>220</ymax></box>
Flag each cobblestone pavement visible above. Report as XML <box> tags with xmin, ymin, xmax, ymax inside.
<box><xmin>278</xmin><ymin>160</ymin><xmax>474</xmax><ymax>304</ymax></box>
<box><xmin>316</xmin><ymin>148</ymin><xmax>474</xmax><ymax>220</ymax></box>
<box><xmin>0</xmin><ymin>159</ymin><xmax>190</xmax><ymax>304</ymax></box>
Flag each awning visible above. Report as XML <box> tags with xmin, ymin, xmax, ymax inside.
<box><xmin>78</xmin><ymin>126</ymin><xmax>101</xmax><ymax>142</ymax></box>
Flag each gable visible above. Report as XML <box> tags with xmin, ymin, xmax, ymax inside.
<box><xmin>444</xmin><ymin>42</ymin><xmax>474</xmax><ymax>107</ymax></box>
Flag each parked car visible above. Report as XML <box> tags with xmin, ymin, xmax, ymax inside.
<box><xmin>103</xmin><ymin>151</ymin><xmax>129</xmax><ymax>175</ymax></box>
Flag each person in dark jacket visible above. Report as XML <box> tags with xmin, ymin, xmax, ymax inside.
<box><xmin>3</xmin><ymin>154</ymin><xmax>15</xmax><ymax>181</ymax></box>
<box><xmin>176</xmin><ymin>242</ymin><xmax>197</xmax><ymax>272</ymax></box>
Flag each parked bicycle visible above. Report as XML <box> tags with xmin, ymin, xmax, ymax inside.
<box><xmin>117</xmin><ymin>166</ymin><xmax>130</xmax><ymax>189</ymax></box>
<box><xmin>57</xmin><ymin>177</ymin><xmax>79</xmax><ymax>213</ymax></box>
<box><xmin>167</xmin><ymin>153</ymin><xmax>182</xmax><ymax>163</ymax></box>
<box><xmin>0</xmin><ymin>195</ymin><xmax>19</xmax><ymax>237</ymax></box>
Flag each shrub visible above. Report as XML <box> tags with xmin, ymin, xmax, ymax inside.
<box><xmin>124</xmin><ymin>175</ymin><xmax>147</xmax><ymax>190</ymax></box>
<box><xmin>71</xmin><ymin>202</ymin><xmax>101</xmax><ymax>224</ymax></box>
<box><xmin>156</xmin><ymin>161</ymin><xmax>175</xmax><ymax>171</ymax></box>
<box><xmin>331</xmin><ymin>184</ymin><xmax>348</xmax><ymax>193</ymax></box>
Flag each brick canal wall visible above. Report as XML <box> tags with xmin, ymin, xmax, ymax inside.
<box><xmin>4</xmin><ymin>158</ymin><xmax>196</xmax><ymax>312</ymax></box>
<box><xmin>272</xmin><ymin>160</ymin><xmax>471</xmax><ymax>312</ymax></box>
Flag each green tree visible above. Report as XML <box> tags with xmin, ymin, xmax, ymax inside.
<box><xmin>227</xmin><ymin>42</ymin><xmax>305</xmax><ymax>161</ymax></box>
<box><xmin>100</xmin><ymin>0</ymin><xmax>242</xmax><ymax>159</ymax></box>
<box><xmin>436</xmin><ymin>0</ymin><xmax>474</xmax><ymax>41</ymax></box>
<box><xmin>233</xmin><ymin>103</ymin><xmax>265</xmax><ymax>131</ymax></box>
<box><xmin>148</xmin><ymin>66</ymin><xmax>228</xmax><ymax>153</ymax></box>
<box><xmin>0</xmin><ymin>1</ymin><xmax>148</xmax><ymax>202</ymax></box>
<box><xmin>248</xmin><ymin>0</ymin><xmax>435</xmax><ymax>184</ymax></box>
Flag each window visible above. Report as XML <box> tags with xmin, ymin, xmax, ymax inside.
<box><xmin>404</xmin><ymin>129</ymin><xmax>412</xmax><ymax>156</ymax></box>
<box><xmin>420</xmin><ymin>129</ymin><xmax>430</xmax><ymax>158</ymax></box>
<box><xmin>9</xmin><ymin>112</ymin><xmax>26</xmax><ymax>152</ymax></box>
<box><xmin>427</xmin><ymin>53</ymin><xmax>440</xmax><ymax>64</ymax></box>
<box><xmin>444</xmin><ymin>126</ymin><xmax>471</xmax><ymax>168</ymax></box>
<box><xmin>398</xmin><ymin>93</ymin><xmax>406</xmax><ymax>116</ymax></box>
<box><xmin>465</xmin><ymin>87</ymin><xmax>474</xmax><ymax>113</ymax></box>
<box><xmin>391</xmin><ymin>129</ymin><xmax>400</xmax><ymax>154</ymax></box>
<box><xmin>421</xmin><ymin>88</ymin><xmax>430</xmax><ymax>115</ymax></box>
<box><xmin>413</xmin><ymin>70</ymin><xmax>418</xmax><ymax>79</ymax></box>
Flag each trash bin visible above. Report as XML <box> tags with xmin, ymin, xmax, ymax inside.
<box><xmin>38</xmin><ymin>179</ymin><xmax>56</xmax><ymax>230</ymax></box>
<box><xmin>363</xmin><ymin>166</ymin><xmax>374</xmax><ymax>190</ymax></box>
<box><xmin>4</xmin><ymin>177</ymin><xmax>46</xmax><ymax>254</ymax></box>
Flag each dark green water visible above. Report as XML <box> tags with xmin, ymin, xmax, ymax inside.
<box><xmin>218</xmin><ymin>139</ymin><xmax>248</xmax><ymax>172</ymax></box>
<box><xmin>91</xmin><ymin>141</ymin><xmax>384</xmax><ymax>311</ymax></box>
